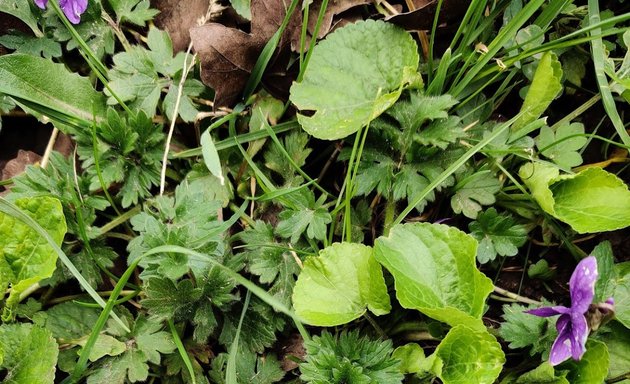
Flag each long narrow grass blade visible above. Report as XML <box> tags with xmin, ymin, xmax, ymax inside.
<box><xmin>587</xmin><ymin>0</ymin><xmax>630</xmax><ymax>147</ymax></box>
<box><xmin>169</xmin><ymin>320</ymin><xmax>197</xmax><ymax>384</ymax></box>
<box><xmin>226</xmin><ymin>291</ymin><xmax>251</xmax><ymax>384</ymax></box>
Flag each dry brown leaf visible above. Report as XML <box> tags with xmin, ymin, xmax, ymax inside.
<box><xmin>190</xmin><ymin>0</ymin><xmax>300</xmax><ymax>108</ymax></box>
<box><xmin>1</xmin><ymin>150</ymin><xmax>41</xmax><ymax>181</ymax></box>
<box><xmin>152</xmin><ymin>0</ymin><xmax>213</xmax><ymax>52</ymax></box>
<box><xmin>385</xmin><ymin>0</ymin><xmax>468</xmax><ymax>31</ymax></box>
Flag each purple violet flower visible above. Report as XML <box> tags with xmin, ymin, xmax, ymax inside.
<box><xmin>526</xmin><ymin>256</ymin><xmax>601</xmax><ymax>366</ymax></box>
<box><xmin>34</xmin><ymin>0</ymin><xmax>88</xmax><ymax>24</ymax></box>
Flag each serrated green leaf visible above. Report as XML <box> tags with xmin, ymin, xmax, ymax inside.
<box><xmin>469</xmin><ymin>208</ymin><xmax>528</xmax><ymax>263</ymax></box>
<box><xmin>450</xmin><ymin>171</ymin><xmax>501</xmax><ymax>219</ymax></box>
<box><xmin>433</xmin><ymin>325</ymin><xmax>505</xmax><ymax>384</ymax></box>
<box><xmin>276</xmin><ymin>189</ymin><xmax>331</xmax><ymax>243</ymax></box>
<box><xmin>0</xmin><ymin>33</ymin><xmax>62</xmax><ymax>59</ymax></box>
<box><xmin>108</xmin><ymin>0</ymin><xmax>159</xmax><ymax>26</ymax></box>
<box><xmin>33</xmin><ymin>301</ymin><xmax>100</xmax><ymax>340</ymax></box>
<box><xmin>520</xmin><ymin>163</ymin><xmax>630</xmax><ymax>233</ymax></box>
<box><xmin>0</xmin><ymin>196</ymin><xmax>66</xmax><ymax>320</ymax></box>
<box><xmin>292</xmin><ymin>243</ymin><xmax>391</xmax><ymax>326</ymax></box>
<box><xmin>0</xmin><ymin>323</ymin><xmax>58</xmax><ymax>384</ymax></box>
<box><xmin>290</xmin><ymin>20</ymin><xmax>419</xmax><ymax>140</ymax></box>
<box><xmin>300</xmin><ymin>330</ymin><xmax>402</xmax><ymax>384</ymax></box>
<box><xmin>563</xmin><ymin>340</ymin><xmax>609</xmax><ymax>384</ymax></box>
<box><xmin>513</xmin><ymin>51</ymin><xmax>563</xmax><ymax>130</ymax></box>
<box><xmin>142</xmin><ymin>278</ymin><xmax>203</xmax><ymax>320</ymax></box>
<box><xmin>499</xmin><ymin>303</ymin><xmax>557</xmax><ymax>356</ymax></box>
<box><xmin>0</xmin><ymin>53</ymin><xmax>107</xmax><ymax>126</ymax></box>
<box><xmin>374</xmin><ymin>223</ymin><xmax>493</xmax><ymax>331</ymax></box>
<box><xmin>536</xmin><ymin>122</ymin><xmax>587</xmax><ymax>169</ymax></box>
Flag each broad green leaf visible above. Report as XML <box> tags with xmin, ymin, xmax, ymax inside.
<box><xmin>201</xmin><ymin>128</ymin><xmax>225</xmax><ymax>185</ymax></box>
<box><xmin>0</xmin><ymin>323</ymin><xmax>58</xmax><ymax>384</ymax></box>
<box><xmin>0</xmin><ymin>54</ymin><xmax>107</xmax><ymax>126</ymax></box>
<box><xmin>392</xmin><ymin>343</ymin><xmax>426</xmax><ymax>374</ymax></box>
<box><xmin>0</xmin><ymin>196</ymin><xmax>66</xmax><ymax>320</ymax></box>
<box><xmin>374</xmin><ymin>223</ymin><xmax>493</xmax><ymax>331</ymax></box>
<box><xmin>520</xmin><ymin>163</ymin><xmax>630</xmax><ymax>233</ymax></box>
<box><xmin>432</xmin><ymin>325</ymin><xmax>505</xmax><ymax>384</ymax></box>
<box><xmin>290</xmin><ymin>19</ymin><xmax>419</xmax><ymax>140</ymax></box>
<box><xmin>516</xmin><ymin>362</ymin><xmax>569</xmax><ymax>383</ymax></box>
<box><xmin>0</xmin><ymin>0</ymin><xmax>41</xmax><ymax>35</ymax></box>
<box><xmin>229</xmin><ymin>0</ymin><xmax>251</xmax><ymax>19</ymax></box>
<box><xmin>563</xmin><ymin>340</ymin><xmax>609</xmax><ymax>384</ymax></box>
<box><xmin>77</xmin><ymin>334</ymin><xmax>127</xmax><ymax>362</ymax></box>
<box><xmin>612</xmin><ymin>262</ymin><xmax>630</xmax><ymax>329</ymax></box>
<box><xmin>535</xmin><ymin>122</ymin><xmax>587</xmax><ymax>169</ymax></box>
<box><xmin>512</xmin><ymin>51</ymin><xmax>563</xmax><ymax>130</ymax></box>
<box><xmin>292</xmin><ymin>243</ymin><xmax>391</xmax><ymax>326</ymax></box>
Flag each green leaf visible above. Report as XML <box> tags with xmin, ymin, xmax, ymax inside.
<box><xmin>290</xmin><ymin>20</ymin><xmax>419</xmax><ymax>140</ymax></box>
<box><xmin>300</xmin><ymin>330</ymin><xmax>403</xmax><ymax>384</ymax></box>
<box><xmin>142</xmin><ymin>278</ymin><xmax>203</xmax><ymax>320</ymax></box>
<box><xmin>432</xmin><ymin>325</ymin><xmax>505</xmax><ymax>384</ymax></box>
<box><xmin>597</xmin><ymin>322</ymin><xmax>630</xmax><ymax>381</ymax></box>
<box><xmin>469</xmin><ymin>208</ymin><xmax>528</xmax><ymax>264</ymax></box>
<box><xmin>0</xmin><ymin>33</ymin><xmax>62</xmax><ymax>59</ymax></box>
<box><xmin>563</xmin><ymin>340</ymin><xmax>609</xmax><ymax>384</ymax></box>
<box><xmin>127</xmin><ymin>178</ymin><xmax>224</xmax><ymax>280</ymax></box>
<box><xmin>392</xmin><ymin>343</ymin><xmax>426</xmax><ymax>374</ymax></box>
<box><xmin>612</xmin><ymin>262</ymin><xmax>630</xmax><ymax>329</ymax></box>
<box><xmin>89</xmin><ymin>313</ymin><xmax>176</xmax><ymax>384</ymax></box>
<box><xmin>0</xmin><ymin>196</ymin><xmax>66</xmax><ymax>320</ymax></box>
<box><xmin>77</xmin><ymin>334</ymin><xmax>127</xmax><ymax>362</ymax></box>
<box><xmin>450</xmin><ymin>171</ymin><xmax>501</xmax><ymax>219</ymax></box>
<box><xmin>520</xmin><ymin>163</ymin><xmax>630</xmax><ymax>233</ymax></box>
<box><xmin>229</xmin><ymin>0</ymin><xmax>251</xmax><ymax>19</ymax></box>
<box><xmin>201</xmin><ymin>128</ymin><xmax>225</xmax><ymax>185</ymax></box>
<box><xmin>208</xmin><ymin>350</ymin><xmax>283</xmax><ymax>384</ymax></box>
<box><xmin>276</xmin><ymin>189</ymin><xmax>331</xmax><ymax>243</ymax></box>
<box><xmin>499</xmin><ymin>303</ymin><xmax>557</xmax><ymax>356</ymax></box>
<box><xmin>374</xmin><ymin>223</ymin><xmax>493</xmax><ymax>331</ymax></box>
<box><xmin>238</xmin><ymin>220</ymin><xmax>301</xmax><ymax>306</ymax></box>
<box><xmin>0</xmin><ymin>323</ymin><xmax>58</xmax><ymax>384</ymax></box>
<box><xmin>535</xmin><ymin>122</ymin><xmax>587</xmax><ymax>169</ymax></box>
<box><xmin>292</xmin><ymin>243</ymin><xmax>391</xmax><ymax>326</ymax></box>
<box><xmin>515</xmin><ymin>362</ymin><xmax>569</xmax><ymax>383</ymax></box>
<box><xmin>0</xmin><ymin>53</ymin><xmax>107</xmax><ymax>126</ymax></box>
<box><xmin>512</xmin><ymin>51</ymin><xmax>563</xmax><ymax>130</ymax></box>
<box><xmin>107</xmin><ymin>0</ymin><xmax>159</xmax><ymax>26</ymax></box>
<box><xmin>592</xmin><ymin>241</ymin><xmax>616</xmax><ymax>302</ymax></box>
<box><xmin>33</xmin><ymin>301</ymin><xmax>100</xmax><ymax>339</ymax></box>
<box><xmin>0</xmin><ymin>0</ymin><xmax>41</xmax><ymax>35</ymax></box>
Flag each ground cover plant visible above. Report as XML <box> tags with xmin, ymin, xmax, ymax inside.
<box><xmin>1</xmin><ymin>0</ymin><xmax>630</xmax><ymax>382</ymax></box>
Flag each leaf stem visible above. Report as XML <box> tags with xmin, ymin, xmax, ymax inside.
<box><xmin>492</xmin><ymin>285</ymin><xmax>541</xmax><ymax>305</ymax></box>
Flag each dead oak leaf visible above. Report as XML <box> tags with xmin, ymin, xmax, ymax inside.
<box><xmin>190</xmin><ymin>0</ymin><xmax>300</xmax><ymax>108</ymax></box>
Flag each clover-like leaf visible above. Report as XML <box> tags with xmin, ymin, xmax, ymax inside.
<box><xmin>536</xmin><ymin>122</ymin><xmax>587</xmax><ymax>169</ymax></box>
<box><xmin>290</xmin><ymin>19</ymin><xmax>419</xmax><ymax>140</ymax></box>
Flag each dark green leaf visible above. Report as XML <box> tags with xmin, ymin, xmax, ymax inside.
<box><xmin>469</xmin><ymin>208</ymin><xmax>528</xmax><ymax>263</ymax></box>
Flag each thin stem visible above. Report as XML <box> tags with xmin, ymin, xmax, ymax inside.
<box><xmin>160</xmin><ymin>42</ymin><xmax>196</xmax><ymax>195</ymax></box>
<box><xmin>493</xmin><ymin>285</ymin><xmax>541</xmax><ymax>305</ymax></box>
<box><xmin>97</xmin><ymin>206</ymin><xmax>141</xmax><ymax>235</ymax></box>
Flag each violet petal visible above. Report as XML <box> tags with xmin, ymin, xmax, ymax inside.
<box><xmin>526</xmin><ymin>306</ymin><xmax>570</xmax><ymax>317</ymax></box>
<box><xmin>34</xmin><ymin>0</ymin><xmax>48</xmax><ymax>9</ymax></box>
<box><xmin>569</xmin><ymin>312</ymin><xmax>588</xmax><ymax>361</ymax></box>
<box><xmin>569</xmin><ymin>256</ymin><xmax>598</xmax><ymax>314</ymax></box>
<box><xmin>549</xmin><ymin>318</ymin><xmax>572</xmax><ymax>366</ymax></box>
<box><xmin>59</xmin><ymin>0</ymin><xmax>88</xmax><ymax>24</ymax></box>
